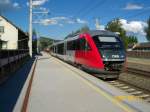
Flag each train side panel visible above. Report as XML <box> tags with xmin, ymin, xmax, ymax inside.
<box><xmin>75</xmin><ymin>33</ymin><xmax>104</xmax><ymax>70</ymax></box>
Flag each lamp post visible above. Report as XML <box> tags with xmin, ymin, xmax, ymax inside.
<box><xmin>29</xmin><ymin>0</ymin><xmax>33</xmax><ymax>57</ymax></box>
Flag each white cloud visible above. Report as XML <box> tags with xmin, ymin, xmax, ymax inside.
<box><xmin>51</xmin><ymin>17</ymin><xmax>68</xmax><ymax>20</ymax></box>
<box><xmin>13</xmin><ymin>2</ymin><xmax>20</xmax><ymax>8</ymax></box>
<box><xmin>76</xmin><ymin>18</ymin><xmax>87</xmax><ymax>24</ymax></box>
<box><xmin>123</xmin><ymin>3</ymin><xmax>143</xmax><ymax>10</ymax></box>
<box><xmin>120</xmin><ymin>19</ymin><xmax>147</xmax><ymax>36</ymax></box>
<box><xmin>0</xmin><ymin>0</ymin><xmax>10</xmax><ymax>4</ymax></box>
<box><xmin>39</xmin><ymin>7</ymin><xmax>47</xmax><ymax>11</ymax></box>
<box><xmin>33</xmin><ymin>16</ymin><xmax>88</xmax><ymax>26</ymax></box>
<box><xmin>26</xmin><ymin>2</ymin><xmax>29</xmax><ymax>6</ymax></box>
<box><xmin>0</xmin><ymin>0</ymin><xmax>21</xmax><ymax>11</ymax></box>
<box><xmin>0</xmin><ymin>0</ymin><xmax>11</xmax><ymax>11</ymax></box>
<box><xmin>32</xmin><ymin>0</ymin><xmax>48</xmax><ymax>6</ymax></box>
<box><xmin>41</xmin><ymin>19</ymin><xmax>58</xmax><ymax>26</ymax></box>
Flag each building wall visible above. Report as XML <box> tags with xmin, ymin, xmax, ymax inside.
<box><xmin>0</xmin><ymin>16</ymin><xmax>18</xmax><ymax>49</ymax></box>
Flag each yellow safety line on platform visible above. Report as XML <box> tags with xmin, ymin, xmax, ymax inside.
<box><xmin>52</xmin><ymin>57</ymin><xmax>136</xmax><ymax>112</ymax></box>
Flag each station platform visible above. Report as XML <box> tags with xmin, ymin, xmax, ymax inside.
<box><xmin>14</xmin><ymin>53</ymin><xmax>150</xmax><ymax>112</ymax></box>
<box><xmin>127</xmin><ymin>57</ymin><xmax>150</xmax><ymax>72</ymax></box>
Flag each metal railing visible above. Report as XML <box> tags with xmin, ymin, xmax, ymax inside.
<box><xmin>0</xmin><ymin>50</ymin><xmax>29</xmax><ymax>68</ymax></box>
<box><xmin>127</xmin><ymin>51</ymin><xmax>150</xmax><ymax>58</ymax></box>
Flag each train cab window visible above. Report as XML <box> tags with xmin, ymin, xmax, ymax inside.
<box><xmin>79</xmin><ymin>38</ymin><xmax>86</xmax><ymax>50</ymax></box>
<box><xmin>85</xmin><ymin>42</ymin><xmax>91</xmax><ymax>51</ymax></box>
<box><xmin>93</xmin><ymin>35</ymin><xmax>124</xmax><ymax>50</ymax></box>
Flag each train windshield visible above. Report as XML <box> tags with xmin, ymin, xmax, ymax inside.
<box><xmin>93</xmin><ymin>35</ymin><xmax>125</xmax><ymax>60</ymax></box>
<box><xmin>93</xmin><ymin>36</ymin><xmax>124</xmax><ymax>50</ymax></box>
<box><xmin>98</xmin><ymin>36</ymin><xmax>117</xmax><ymax>42</ymax></box>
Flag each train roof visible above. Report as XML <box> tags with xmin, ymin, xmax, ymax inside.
<box><xmin>88</xmin><ymin>30</ymin><xmax>118</xmax><ymax>37</ymax></box>
<box><xmin>51</xmin><ymin>30</ymin><xmax>118</xmax><ymax>46</ymax></box>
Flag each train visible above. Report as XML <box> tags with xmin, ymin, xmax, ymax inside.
<box><xmin>50</xmin><ymin>30</ymin><xmax>126</xmax><ymax>79</ymax></box>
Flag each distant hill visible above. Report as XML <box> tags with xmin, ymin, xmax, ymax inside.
<box><xmin>38</xmin><ymin>37</ymin><xmax>54</xmax><ymax>50</ymax></box>
<box><xmin>38</xmin><ymin>37</ymin><xmax>61</xmax><ymax>50</ymax></box>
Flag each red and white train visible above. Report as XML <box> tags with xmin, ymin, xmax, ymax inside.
<box><xmin>50</xmin><ymin>30</ymin><xmax>126</xmax><ymax>79</ymax></box>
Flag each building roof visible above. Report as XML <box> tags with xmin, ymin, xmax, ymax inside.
<box><xmin>135</xmin><ymin>42</ymin><xmax>150</xmax><ymax>49</ymax></box>
<box><xmin>0</xmin><ymin>15</ymin><xmax>27</xmax><ymax>36</ymax></box>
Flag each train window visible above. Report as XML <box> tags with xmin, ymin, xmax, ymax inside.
<box><xmin>75</xmin><ymin>39</ymin><xmax>80</xmax><ymax>50</ymax></box>
<box><xmin>85</xmin><ymin>42</ymin><xmax>91</xmax><ymax>51</ymax></box>
<box><xmin>54</xmin><ymin>46</ymin><xmax>56</xmax><ymax>53</ymax></box>
<box><xmin>66</xmin><ymin>38</ymin><xmax>91</xmax><ymax>51</ymax></box>
<box><xmin>98</xmin><ymin>36</ymin><xmax>117</xmax><ymax>42</ymax></box>
<box><xmin>79</xmin><ymin>38</ymin><xmax>86</xmax><ymax>50</ymax></box>
<box><xmin>75</xmin><ymin>38</ymin><xmax>91</xmax><ymax>51</ymax></box>
<box><xmin>57</xmin><ymin>43</ymin><xmax>64</xmax><ymax>54</ymax></box>
<box><xmin>67</xmin><ymin>40</ymin><xmax>76</xmax><ymax>50</ymax></box>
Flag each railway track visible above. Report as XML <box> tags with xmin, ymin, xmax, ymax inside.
<box><xmin>106</xmin><ymin>67</ymin><xmax>150</xmax><ymax>104</ymax></box>
<box><xmin>126</xmin><ymin>67</ymin><xmax>150</xmax><ymax>77</ymax></box>
<box><xmin>107</xmin><ymin>80</ymin><xmax>150</xmax><ymax>103</ymax></box>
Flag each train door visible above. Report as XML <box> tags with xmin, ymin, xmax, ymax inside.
<box><xmin>75</xmin><ymin>38</ymin><xmax>86</xmax><ymax>64</ymax></box>
<box><xmin>64</xmin><ymin>41</ymin><xmax>67</xmax><ymax>61</ymax></box>
<box><xmin>66</xmin><ymin>40</ymin><xmax>75</xmax><ymax>63</ymax></box>
<box><xmin>75</xmin><ymin>37</ymin><xmax>91</xmax><ymax>66</ymax></box>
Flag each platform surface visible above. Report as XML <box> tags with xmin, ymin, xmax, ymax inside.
<box><xmin>28</xmin><ymin>53</ymin><xmax>132</xmax><ymax>112</ymax></box>
<box><xmin>14</xmin><ymin>53</ymin><xmax>150</xmax><ymax>112</ymax></box>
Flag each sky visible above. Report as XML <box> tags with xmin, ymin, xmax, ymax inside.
<box><xmin>0</xmin><ymin>0</ymin><xmax>150</xmax><ymax>42</ymax></box>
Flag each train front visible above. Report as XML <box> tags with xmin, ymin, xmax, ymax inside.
<box><xmin>92</xmin><ymin>31</ymin><xmax>126</xmax><ymax>78</ymax></box>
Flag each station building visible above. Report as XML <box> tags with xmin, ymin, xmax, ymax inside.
<box><xmin>0</xmin><ymin>15</ymin><xmax>29</xmax><ymax>50</ymax></box>
<box><xmin>133</xmin><ymin>42</ymin><xmax>150</xmax><ymax>51</ymax></box>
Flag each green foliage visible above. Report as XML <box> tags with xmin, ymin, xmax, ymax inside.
<box><xmin>126</xmin><ymin>35</ymin><xmax>138</xmax><ymax>44</ymax></box>
<box><xmin>105</xmin><ymin>18</ymin><xmax>128</xmax><ymax>48</ymax></box>
<box><xmin>145</xmin><ymin>17</ymin><xmax>150</xmax><ymax>41</ymax></box>
<box><xmin>39</xmin><ymin>37</ymin><xmax>53</xmax><ymax>50</ymax></box>
<box><xmin>65</xmin><ymin>25</ymin><xmax>90</xmax><ymax>39</ymax></box>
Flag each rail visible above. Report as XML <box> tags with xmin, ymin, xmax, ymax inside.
<box><xmin>126</xmin><ymin>67</ymin><xmax>150</xmax><ymax>77</ymax></box>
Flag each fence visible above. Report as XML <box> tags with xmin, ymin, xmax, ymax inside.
<box><xmin>127</xmin><ymin>51</ymin><xmax>150</xmax><ymax>58</ymax></box>
<box><xmin>0</xmin><ymin>50</ymin><xmax>29</xmax><ymax>81</ymax></box>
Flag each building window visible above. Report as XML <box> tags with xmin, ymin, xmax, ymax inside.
<box><xmin>0</xmin><ymin>40</ymin><xmax>7</xmax><ymax>49</ymax></box>
<box><xmin>0</xmin><ymin>26</ymin><xmax>4</xmax><ymax>33</ymax></box>
<box><xmin>2</xmin><ymin>41</ymin><xmax>7</xmax><ymax>49</ymax></box>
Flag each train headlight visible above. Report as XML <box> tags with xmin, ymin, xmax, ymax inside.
<box><xmin>121</xmin><ymin>55</ymin><xmax>124</xmax><ymax>58</ymax></box>
<box><xmin>102</xmin><ymin>55</ymin><xmax>106</xmax><ymax>58</ymax></box>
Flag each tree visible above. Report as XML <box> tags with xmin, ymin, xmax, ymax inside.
<box><xmin>145</xmin><ymin>17</ymin><xmax>150</xmax><ymax>41</ymax></box>
<box><xmin>65</xmin><ymin>25</ymin><xmax>90</xmax><ymax>39</ymax></box>
<box><xmin>126</xmin><ymin>35</ymin><xmax>138</xmax><ymax>44</ymax></box>
<box><xmin>80</xmin><ymin>25</ymin><xmax>90</xmax><ymax>33</ymax></box>
<box><xmin>39</xmin><ymin>37</ymin><xmax>53</xmax><ymax>50</ymax></box>
<box><xmin>105</xmin><ymin>18</ymin><xmax>127</xmax><ymax>47</ymax></box>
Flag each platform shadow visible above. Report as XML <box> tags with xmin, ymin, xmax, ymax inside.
<box><xmin>0</xmin><ymin>57</ymin><xmax>35</xmax><ymax>112</ymax></box>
